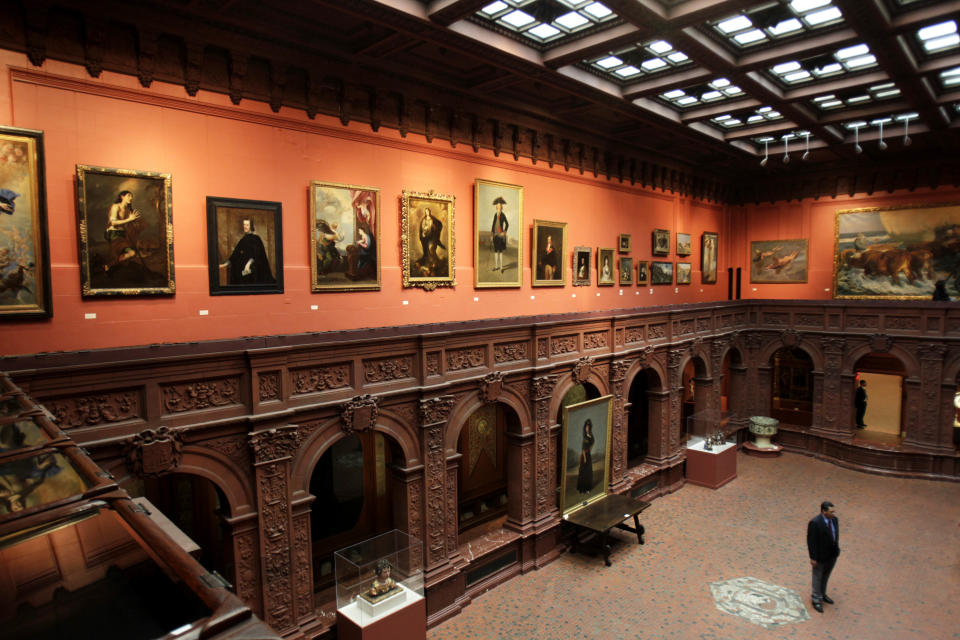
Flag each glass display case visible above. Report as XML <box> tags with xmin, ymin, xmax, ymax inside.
<box><xmin>686</xmin><ymin>410</ymin><xmax>735</xmax><ymax>452</ymax></box>
<box><xmin>335</xmin><ymin>530</ymin><xmax>424</xmax><ymax>632</ymax></box>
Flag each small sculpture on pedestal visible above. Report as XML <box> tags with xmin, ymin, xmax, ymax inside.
<box><xmin>360</xmin><ymin>559</ymin><xmax>400</xmax><ymax>603</ymax></box>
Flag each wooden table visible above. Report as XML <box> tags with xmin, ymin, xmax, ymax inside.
<box><xmin>564</xmin><ymin>494</ymin><xmax>650</xmax><ymax>566</ymax></box>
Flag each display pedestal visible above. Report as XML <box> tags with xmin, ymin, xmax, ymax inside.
<box><xmin>337</xmin><ymin>586</ymin><xmax>426</xmax><ymax>640</ymax></box>
<box><xmin>743</xmin><ymin>441</ymin><xmax>783</xmax><ymax>457</ymax></box>
<box><xmin>685</xmin><ymin>439</ymin><xmax>737</xmax><ymax>489</ymax></box>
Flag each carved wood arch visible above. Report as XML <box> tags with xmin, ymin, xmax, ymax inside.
<box><xmin>845</xmin><ymin>342</ymin><xmax>920</xmax><ymax>379</ymax></box>
<box><xmin>443</xmin><ymin>385</ymin><xmax>532</xmax><ymax>453</ymax></box>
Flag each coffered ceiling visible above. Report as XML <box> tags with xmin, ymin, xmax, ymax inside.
<box><xmin>3</xmin><ymin>0</ymin><xmax>959</xmax><ymax>202</ymax></box>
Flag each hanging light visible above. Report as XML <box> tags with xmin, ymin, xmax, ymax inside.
<box><xmin>852</xmin><ymin>124</ymin><xmax>863</xmax><ymax>154</ymax></box>
<box><xmin>802</xmin><ymin>132</ymin><xmax>810</xmax><ymax>161</ymax></box>
<box><xmin>760</xmin><ymin>139</ymin><xmax>769</xmax><ymax>166</ymax></box>
<box><xmin>901</xmin><ymin>114</ymin><xmax>913</xmax><ymax>146</ymax></box>
<box><xmin>782</xmin><ymin>134</ymin><xmax>791</xmax><ymax>164</ymax></box>
<box><xmin>877</xmin><ymin>120</ymin><xmax>887</xmax><ymax>151</ymax></box>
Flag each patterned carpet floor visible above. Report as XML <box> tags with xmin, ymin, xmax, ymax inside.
<box><xmin>428</xmin><ymin>451</ymin><xmax>960</xmax><ymax>640</ymax></box>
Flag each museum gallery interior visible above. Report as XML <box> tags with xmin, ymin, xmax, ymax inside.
<box><xmin>0</xmin><ymin>0</ymin><xmax>958</xmax><ymax>638</ymax></box>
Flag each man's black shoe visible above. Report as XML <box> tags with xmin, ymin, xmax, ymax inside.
<box><xmin>822</xmin><ymin>596</ymin><xmax>834</xmax><ymax>604</ymax></box>
<box><xmin>812</xmin><ymin>602</ymin><xmax>823</xmax><ymax>613</ymax></box>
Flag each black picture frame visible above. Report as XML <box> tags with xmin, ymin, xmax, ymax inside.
<box><xmin>206</xmin><ymin>196</ymin><xmax>283</xmax><ymax>295</ymax></box>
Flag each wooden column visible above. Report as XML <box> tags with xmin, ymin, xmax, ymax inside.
<box><xmin>531</xmin><ymin>375</ymin><xmax>559</xmax><ymax>523</ymax></box>
<box><xmin>909</xmin><ymin>344</ymin><xmax>952</xmax><ymax>452</ymax></box>
<box><xmin>419</xmin><ymin>395</ymin><xmax>456</xmax><ymax>580</ymax></box>
<box><xmin>609</xmin><ymin>359</ymin><xmax>630</xmax><ymax>490</ymax></box>
<box><xmin>812</xmin><ymin>337</ymin><xmax>849</xmax><ymax>439</ymax></box>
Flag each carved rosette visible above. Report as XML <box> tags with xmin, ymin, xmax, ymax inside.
<box><xmin>125</xmin><ymin>426</ymin><xmax>183</xmax><ymax>478</ymax></box>
<box><xmin>869</xmin><ymin>333</ymin><xmax>893</xmax><ymax>353</ymax></box>
<box><xmin>341</xmin><ymin>394</ymin><xmax>380</xmax><ymax>435</ymax></box>
<box><xmin>45</xmin><ymin>390</ymin><xmax>141</xmax><ymax>429</ymax></box>
<box><xmin>572</xmin><ymin>356</ymin><xmax>594</xmax><ymax>385</ymax></box>
<box><xmin>258</xmin><ymin>372</ymin><xmax>281</xmax><ymax>402</ymax></box>
<box><xmin>479</xmin><ymin>371</ymin><xmax>504</xmax><ymax>404</ymax></box>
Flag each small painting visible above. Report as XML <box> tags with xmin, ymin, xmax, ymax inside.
<box><xmin>310</xmin><ymin>181</ymin><xmax>381</xmax><ymax>291</ymax></box>
<box><xmin>636</xmin><ymin>260</ymin><xmax>649</xmax><ymax>285</ymax></box>
<box><xmin>652</xmin><ymin>228</ymin><xmax>670</xmax><ymax>255</ymax></box>
<box><xmin>402</xmin><ymin>190</ymin><xmax>456</xmax><ymax>290</ymax></box>
<box><xmin>619</xmin><ymin>256</ymin><xmax>634</xmax><ymax>286</ymax></box>
<box><xmin>560</xmin><ymin>395</ymin><xmax>613</xmax><ymax>515</ymax></box>
<box><xmin>651</xmin><ymin>261</ymin><xmax>673</xmax><ymax>285</ymax></box>
<box><xmin>751</xmin><ymin>239</ymin><xmax>809</xmax><ymax>283</ymax></box>
<box><xmin>618</xmin><ymin>233</ymin><xmax>631</xmax><ymax>253</ymax></box>
<box><xmin>532</xmin><ymin>219</ymin><xmax>566</xmax><ymax>287</ymax></box>
<box><xmin>702</xmin><ymin>231</ymin><xmax>719</xmax><ymax>284</ymax></box>
<box><xmin>597</xmin><ymin>247</ymin><xmax>615</xmax><ymax>286</ymax></box>
<box><xmin>573</xmin><ymin>246</ymin><xmax>591</xmax><ymax>286</ymax></box>
<box><xmin>475</xmin><ymin>179</ymin><xmax>522</xmax><ymax>288</ymax></box>
<box><xmin>207</xmin><ymin>197</ymin><xmax>283</xmax><ymax>295</ymax></box>
<box><xmin>76</xmin><ymin>165</ymin><xmax>174</xmax><ymax>296</ymax></box>
<box><xmin>677</xmin><ymin>261</ymin><xmax>692</xmax><ymax>284</ymax></box>
<box><xmin>0</xmin><ymin>126</ymin><xmax>51</xmax><ymax>318</ymax></box>
<box><xmin>677</xmin><ymin>232</ymin><xmax>691</xmax><ymax>256</ymax></box>
<box><xmin>834</xmin><ymin>203</ymin><xmax>960</xmax><ymax>299</ymax></box>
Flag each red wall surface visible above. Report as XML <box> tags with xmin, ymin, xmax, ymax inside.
<box><xmin>0</xmin><ymin>53</ymin><xmax>730</xmax><ymax>356</ymax></box>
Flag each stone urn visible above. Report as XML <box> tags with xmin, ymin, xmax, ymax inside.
<box><xmin>749</xmin><ymin>416</ymin><xmax>779</xmax><ymax>449</ymax></box>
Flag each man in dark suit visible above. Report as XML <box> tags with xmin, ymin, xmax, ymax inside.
<box><xmin>855</xmin><ymin>380</ymin><xmax>867</xmax><ymax>428</ymax></box>
<box><xmin>807</xmin><ymin>500</ymin><xmax>840</xmax><ymax>613</ymax></box>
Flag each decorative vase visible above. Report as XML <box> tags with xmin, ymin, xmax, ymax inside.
<box><xmin>749</xmin><ymin>416</ymin><xmax>779</xmax><ymax>449</ymax></box>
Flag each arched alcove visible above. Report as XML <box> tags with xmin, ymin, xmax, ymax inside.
<box><xmin>853</xmin><ymin>352</ymin><xmax>908</xmax><ymax>437</ymax></box>
<box><xmin>680</xmin><ymin>356</ymin><xmax>709</xmax><ymax>441</ymax></box>
<box><xmin>720</xmin><ymin>347</ymin><xmax>746</xmax><ymax>416</ymax></box>
<box><xmin>627</xmin><ymin>369</ymin><xmax>662</xmax><ymax>467</ymax></box>
<box><xmin>455</xmin><ymin>402</ymin><xmax>521</xmax><ymax>536</ymax></box>
<box><xmin>770</xmin><ymin>347</ymin><xmax>814</xmax><ymax>427</ymax></box>
<box><xmin>308</xmin><ymin>431</ymin><xmax>405</xmax><ymax>591</ymax></box>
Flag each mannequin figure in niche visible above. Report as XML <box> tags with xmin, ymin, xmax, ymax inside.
<box><xmin>576</xmin><ymin>419</ymin><xmax>595</xmax><ymax>494</ymax></box>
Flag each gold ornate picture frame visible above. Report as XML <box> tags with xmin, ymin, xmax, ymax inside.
<box><xmin>401</xmin><ymin>190</ymin><xmax>455</xmax><ymax>290</ymax></box>
<box><xmin>475</xmin><ymin>179</ymin><xmax>522</xmax><ymax>288</ymax></box>
<box><xmin>560</xmin><ymin>395</ymin><xmax>613</xmax><ymax>515</ymax></box>
<box><xmin>310</xmin><ymin>181</ymin><xmax>381</xmax><ymax>292</ymax></box>
<box><xmin>76</xmin><ymin>165</ymin><xmax>174</xmax><ymax>297</ymax></box>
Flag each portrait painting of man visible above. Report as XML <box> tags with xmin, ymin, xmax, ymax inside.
<box><xmin>207</xmin><ymin>196</ymin><xmax>283</xmax><ymax>295</ymax></box>
<box><xmin>532</xmin><ymin>220</ymin><xmax>567</xmax><ymax>287</ymax></box>
<box><xmin>475</xmin><ymin>179</ymin><xmax>522</xmax><ymax>288</ymax></box>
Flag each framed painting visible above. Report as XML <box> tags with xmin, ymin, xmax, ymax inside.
<box><xmin>652</xmin><ymin>228</ymin><xmax>670</xmax><ymax>255</ymax></box>
<box><xmin>402</xmin><ymin>190</ymin><xmax>455</xmax><ymax>290</ymax></box>
<box><xmin>651</xmin><ymin>261</ymin><xmax>673</xmax><ymax>285</ymax></box>
<box><xmin>310</xmin><ymin>181</ymin><xmax>380</xmax><ymax>292</ymax></box>
<box><xmin>677</xmin><ymin>261</ymin><xmax>692</xmax><ymax>284</ymax></box>
<box><xmin>619</xmin><ymin>256</ymin><xmax>634</xmax><ymax>286</ymax></box>
<box><xmin>677</xmin><ymin>232</ymin><xmax>691</xmax><ymax>256</ymax></box>
<box><xmin>751</xmin><ymin>239</ymin><xmax>809</xmax><ymax>283</ymax></box>
<box><xmin>573</xmin><ymin>246</ymin><xmax>591</xmax><ymax>286</ymax></box>
<box><xmin>597</xmin><ymin>247</ymin><xmax>615</xmax><ymax>286</ymax></box>
<box><xmin>532</xmin><ymin>219</ymin><xmax>566</xmax><ymax>287</ymax></box>
<box><xmin>207</xmin><ymin>197</ymin><xmax>283</xmax><ymax>295</ymax></box>
<box><xmin>834</xmin><ymin>203</ymin><xmax>960</xmax><ymax>299</ymax></box>
<box><xmin>76</xmin><ymin>165</ymin><xmax>174</xmax><ymax>296</ymax></box>
<box><xmin>636</xmin><ymin>260</ymin><xmax>649</xmax><ymax>285</ymax></box>
<box><xmin>560</xmin><ymin>395</ymin><xmax>613</xmax><ymax>515</ymax></box>
<box><xmin>0</xmin><ymin>126</ymin><xmax>51</xmax><ymax>318</ymax></box>
<box><xmin>475</xmin><ymin>179</ymin><xmax>522</xmax><ymax>288</ymax></box>
<box><xmin>618</xmin><ymin>233</ymin><xmax>631</xmax><ymax>253</ymax></box>
<box><xmin>701</xmin><ymin>231</ymin><xmax>718</xmax><ymax>284</ymax></box>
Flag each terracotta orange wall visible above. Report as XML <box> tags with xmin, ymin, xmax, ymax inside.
<box><xmin>729</xmin><ymin>188</ymin><xmax>960</xmax><ymax>299</ymax></box>
<box><xmin>0</xmin><ymin>52</ymin><xmax>731</xmax><ymax>357</ymax></box>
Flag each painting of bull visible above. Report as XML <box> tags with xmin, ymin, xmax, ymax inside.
<box><xmin>834</xmin><ymin>204</ymin><xmax>960</xmax><ymax>299</ymax></box>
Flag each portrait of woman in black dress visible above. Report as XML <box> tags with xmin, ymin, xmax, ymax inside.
<box><xmin>577</xmin><ymin>419</ymin><xmax>595</xmax><ymax>494</ymax></box>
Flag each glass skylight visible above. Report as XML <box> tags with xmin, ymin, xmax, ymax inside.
<box><xmin>477</xmin><ymin>0</ymin><xmax>618</xmax><ymax>45</ymax></box>
<box><xmin>916</xmin><ymin>20</ymin><xmax>959</xmax><ymax>55</ymax></box>
<box><xmin>711</xmin><ymin>1</ymin><xmax>844</xmax><ymax>48</ymax></box>
<box><xmin>709</xmin><ymin>106</ymin><xmax>782</xmax><ymax>130</ymax></box>
<box><xmin>657</xmin><ymin>78</ymin><xmax>744</xmax><ymax>109</ymax></box>
<box><xmin>768</xmin><ymin>43</ymin><xmax>877</xmax><ymax>85</ymax></box>
<box><xmin>587</xmin><ymin>39</ymin><xmax>692</xmax><ymax>81</ymax></box>
<box><xmin>940</xmin><ymin>66</ymin><xmax>960</xmax><ymax>88</ymax></box>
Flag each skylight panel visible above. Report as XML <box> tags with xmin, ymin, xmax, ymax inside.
<box><xmin>748</xmin><ymin>115</ymin><xmax>764</xmax><ymax>123</ymax></box>
<box><xmin>735</xmin><ymin>29</ymin><xmax>768</xmax><ymax>44</ymax></box>
<box><xmin>847</xmin><ymin>95</ymin><xmax>870</xmax><ymax>104</ymax></box>
<box><xmin>701</xmin><ymin>90</ymin><xmax>722</xmax><ymax>101</ymax></box>
<box><xmin>770</xmin><ymin>18</ymin><xmax>803</xmax><ymax>36</ymax></box>
<box><xmin>874</xmin><ymin>88</ymin><xmax>900</xmax><ymax>98</ymax></box>
<box><xmin>583</xmin><ymin>2</ymin><xmax>612</xmax><ymax>19</ymax></box>
<box><xmin>642</xmin><ymin>58</ymin><xmax>668</xmax><ymax>71</ymax></box>
<box><xmin>527</xmin><ymin>23</ymin><xmax>561</xmax><ymax>39</ymax></box>
<box><xmin>481</xmin><ymin>1</ymin><xmax>508</xmax><ymax>15</ymax></box>
<box><xmin>677</xmin><ymin>96</ymin><xmax>698</xmax><ymax>105</ymax></box>
<box><xmin>820</xmin><ymin>99</ymin><xmax>843</xmax><ymax>108</ymax></box>
<box><xmin>813</xmin><ymin>63</ymin><xmax>842</xmax><ymax>76</ymax></box>
<box><xmin>668</xmin><ymin>52</ymin><xmax>689</xmax><ymax>63</ymax></box>
<box><xmin>502</xmin><ymin>10</ymin><xmax>535</xmax><ymax>28</ymax></box>
<box><xmin>649</xmin><ymin>40</ymin><xmax>673</xmax><ymax>54</ymax></box>
<box><xmin>718</xmin><ymin>15</ymin><xmax>752</xmax><ymax>33</ymax></box>
<box><xmin>615</xmin><ymin>65</ymin><xmax>641</xmax><ymax>77</ymax></box>
<box><xmin>918</xmin><ymin>20</ymin><xmax>957</xmax><ymax>41</ymax></box>
<box><xmin>711</xmin><ymin>78</ymin><xmax>730</xmax><ymax>88</ymax></box>
<box><xmin>923</xmin><ymin>34</ymin><xmax>960</xmax><ymax>53</ymax></box>
<box><xmin>804</xmin><ymin>6</ymin><xmax>841</xmax><ymax>26</ymax></box>
<box><xmin>773</xmin><ymin>61</ymin><xmax>802</xmax><ymax>74</ymax></box>
<box><xmin>941</xmin><ymin>66</ymin><xmax>960</xmax><ymax>87</ymax></box>
<box><xmin>790</xmin><ymin>0</ymin><xmax>829</xmax><ymax>11</ymax></box>
<box><xmin>556</xmin><ymin>12</ymin><xmax>589</xmax><ymax>30</ymax></box>
<box><xmin>846</xmin><ymin>54</ymin><xmax>876</xmax><ymax>68</ymax></box>
<box><xmin>663</xmin><ymin>89</ymin><xmax>686</xmax><ymax>99</ymax></box>
<box><xmin>596</xmin><ymin>56</ymin><xmax>622</xmax><ymax>69</ymax></box>
<box><xmin>785</xmin><ymin>70</ymin><xmax>811</xmax><ymax>82</ymax></box>
<box><xmin>836</xmin><ymin>44</ymin><xmax>869</xmax><ymax>59</ymax></box>
<box><xmin>723</xmin><ymin>86</ymin><xmax>743</xmax><ymax>95</ymax></box>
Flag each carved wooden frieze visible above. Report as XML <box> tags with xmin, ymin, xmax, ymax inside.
<box><xmin>447</xmin><ymin>346</ymin><xmax>485</xmax><ymax>371</ymax></box>
<box><xmin>583</xmin><ymin>330</ymin><xmax>608</xmax><ymax>350</ymax></box>
<box><xmin>493</xmin><ymin>341</ymin><xmax>527</xmax><ymax>363</ymax></box>
<box><xmin>796</xmin><ymin>313</ymin><xmax>824</xmax><ymax>327</ymax></box>
<box><xmin>259</xmin><ymin>459</ymin><xmax>294</xmax><ymax>630</ymax></box>
<box><xmin>424</xmin><ymin>423</ymin><xmax>446</xmax><ymax>564</ymax></box>
<box><xmin>341</xmin><ymin>394</ymin><xmax>380</xmax><ymax>435</ymax></box>
<box><xmin>124</xmin><ymin>426</ymin><xmax>183</xmax><ymax>477</ymax></box>
<box><xmin>293</xmin><ymin>515</ymin><xmax>312</xmax><ymax>621</ymax></box>
<box><xmin>625</xmin><ymin>326</ymin><xmax>644</xmax><ymax>343</ymax></box>
<box><xmin>762</xmin><ymin>312</ymin><xmax>788</xmax><ymax>326</ymax></box>
<box><xmin>572</xmin><ymin>356</ymin><xmax>594</xmax><ymax>385</ymax></box>
<box><xmin>674</xmin><ymin>318</ymin><xmax>694</xmax><ymax>335</ymax></box>
<box><xmin>531</xmin><ymin>374</ymin><xmax>558</xmax><ymax>401</ymax></box>
<box><xmin>610</xmin><ymin>359</ymin><xmax>630</xmax><ymax>382</ymax></box>
<box><xmin>363</xmin><ymin>356</ymin><xmax>414</xmax><ymax>383</ymax></box>
<box><xmin>425</xmin><ymin>351</ymin><xmax>441</xmax><ymax>377</ymax></box>
<box><xmin>291</xmin><ymin>363</ymin><xmax>350</xmax><ymax>394</ymax></box>
<box><xmin>648</xmin><ymin>323</ymin><xmax>666</xmax><ymax>339</ymax></box>
<box><xmin>44</xmin><ymin>390</ymin><xmax>141</xmax><ymax>429</ymax></box>
<box><xmin>258</xmin><ymin>371</ymin><xmax>281</xmax><ymax>402</ymax></box>
<box><xmin>847</xmin><ymin>315</ymin><xmax>880</xmax><ymax>329</ymax></box>
<box><xmin>697</xmin><ymin>317</ymin><xmax>711</xmax><ymax>333</ymax></box>
<box><xmin>614</xmin><ymin>328</ymin><xmax>624</xmax><ymax>347</ymax></box>
<box><xmin>479</xmin><ymin>372</ymin><xmax>504</xmax><ymax>404</ymax></box>
<box><xmin>445</xmin><ymin>465</ymin><xmax>458</xmax><ymax>554</ymax></box>
<box><xmin>162</xmin><ymin>377</ymin><xmax>240</xmax><ymax>413</ymax></box>
<box><xmin>551</xmin><ymin>335</ymin><xmax>578</xmax><ymax>355</ymax></box>
<box><xmin>885</xmin><ymin>316</ymin><xmax>920</xmax><ymax>331</ymax></box>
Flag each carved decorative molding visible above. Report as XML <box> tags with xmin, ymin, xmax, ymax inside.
<box><xmin>204</xmin><ymin>435</ymin><xmax>251</xmax><ymax>472</ymax></box>
<box><xmin>162</xmin><ymin>377</ymin><xmax>240</xmax><ymax>413</ymax></box>
<box><xmin>610</xmin><ymin>359</ymin><xmax>630</xmax><ymax>382</ymax></box>
<box><xmin>124</xmin><ymin>426</ymin><xmax>183</xmax><ymax>478</ymax></box>
<box><xmin>493</xmin><ymin>341</ymin><xmax>527</xmax><ymax>363</ymax></box>
<box><xmin>780</xmin><ymin>328</ymin><xmax>800</xmax><ymax>347</ymax></box>
<box><xmin>291</xmin><ymin>364</ymin><xmax>350</xmax><ymax>394</ymax></box>
<box><xmin>635</xmin><ymin>345</ymin><xmax>653</xmax><ymax>365</ymax></box>
<box><xmin>249</xmin><ymin>426</ymin><xmax>300</xmax><ymax>464</ymax></box>
<box><xmin>848</xmin><ymin>315</ymin><xmax>880</xmax><ymax>329</ymax></box>
<box><xmin>536</xmin><ymin>337</ymin><xmax>549</xmax><ymax>359</ymax></box>
<box><xmin>869</xmin><ymin>333</ymin><xmax>893</xmax><ymax>353</ymax></box>
<box><xmin>363</xmin><ymin>356</ymin><xmax>414</xmax><ymax>383</ymax></box>
<box><xmin>625</xmin><ymin>326</ymin><xmax>644</xmax><ymax>344</ymax></box>
<box><xmin>820</xmin><ymin>336</ymin><xmax>846</xmax><ymax>354</ymax></box>
<box><xmin>648</xmin><ymin>323</ymin><xmax>666</xmax><ymax>339</ymax></box>
<box><xmin>551</xmin><ymin>335</ymin><xmax>578</xmax><ymax>355</ymax></box>
<box><xmin>45</xmin><ymin>390</ymin><xmax>141</xmax><ymax>429</ymax></box>
<box><xmin>674</xmin><ymin>318</ymin><xmax>694</xmax><ymax>335</ymax></box>
<box><xmin>447</xmin><ymin>346</ymin><xmax>485</xmax><ymax>371</ymax></box>
<box><xmin>917</xmin><ymin>343</ymin><xmax>947</xmax><ymax>361</ymax></box>
<box><xmin>341</xmin><ymin>394</ymin><xmax>380</xmax><ymax>435</ymax></box>
<box><xmin>583</xmin><ymin>330</ymin><xmax>608</xmax><ymax>350</ymax></box>
<box><xmin>258</xmin><ymin>371</ymin><xmax>281</xmax><ymax>402</ymax></box>
<box><xmin>572</xmin><ymin>356</ymin><xmax>594</xmax><ymax>385</ymax></box>
<box><xmin>425</xmin><ymin>352</ymin><xmax>441</xmax><ymax>376</ymax></box>
<box><xmin>479</xmin><ymin>372</ymin><xmax>504</xmax><ymax>404</ymax></box>
<box><xmin>420</xmin><ymin>395</ymin><xmax>456</xmax><ymax>426</ymax></box>
<box><xmin>531</xmin><ymin>374</ymin><xmax>558</xmax><ymax>401</ymax></box>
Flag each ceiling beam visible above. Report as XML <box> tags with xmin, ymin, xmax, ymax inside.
<box><xmin>543</xmin><ymin>23</ymin><xmax>645</xmax><ymax>69</ymax></box>
<box><xmin>427</xmin><ymin>0</ymin><xmax>490</xmax><ymax>27</ymax></box>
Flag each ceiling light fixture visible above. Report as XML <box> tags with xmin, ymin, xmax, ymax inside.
<box><xmin>877</xmin><ymin>120</ymin><xmax>887</xmax><ymax>151</ymax></box>
<box><xmin>802</xmin><ymin>132</ymin><xmax>810</xmax><ymax>160</ymax></box>
<box><xmin>852</xmin><ymin>123</ymin><xmax>863</xmax><ymax>154</ymax></box>
<box><xmin>760</xmin><ymin>139</ymin><xmax>769</xmax><ymax>166</ymax></box>
<box><xmin>783</xmin><ymin>135</ymin><xmax>791</xmax><ymax>164</ymax></box>
<box><xmin>902</xmin><ymin>115</ymin><xmax>913</xmax><ymax>146</ymax></box>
